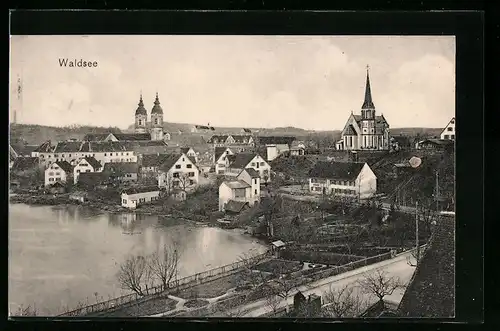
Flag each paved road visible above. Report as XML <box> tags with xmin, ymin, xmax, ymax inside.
<box><xmin>212</xmin><ymin>250</ymin><xmax>418</xmax><ymax>317</ymax></box>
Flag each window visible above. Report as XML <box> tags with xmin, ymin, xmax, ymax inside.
<box><xmin>188</xmin><ymin>172</ymin><xmax>195</xmax><ymax>177</ymax></box>
<box><xmin>122</xmin><ymin>199</ymin><xmax>127</xmax><ymax>204</ymax></box>
<box><xmin>49</xmin><ymin>178</ymin><xmax>54</xmax><ymax>182</ymax></box>
<box><xmin>255</xmin><ymin>189</ymin><xmax>257</xmax><ymax>195</ymax></box>
<box><xmin>234</xmin><ymin>188</ymin><xmax>245</xmax><ymax>198</ymax></box>
<box><xmin>104</xmin><ymin>153</ymin><xmax>107</xmax><ymax>156</ymax></box>
<box><xmin>175</xmin><ymin>165</ymin><xmax>181</xmax><ymax>169</ymax></box>
<box><xmin>260</xmin><ymin>162</ymin><xmax>265</xmax><ymax>166</ymax></box>
<box><xmin>190</xmin><ymin>180</ymin><xmax>194</xmax><ymax>185</ymax></box>
<box><xmin>447</xmin><ymin>127</ymin><xmax>453</xmax><ymax>131</ymax></box>
<box><xmin>62</xmin><ymin>154</ymin><xmax>65</xmax><ymax>157</ymax></box>
<box><xmin>121</xmin><ymin>152</ymin><xmax>124</xmax><ymax>156</ymax></box>
<box><xmin>139</xmin><ymin>198</ymin><xmax>145</xmax><ymax>203</ymax></box>
<box><xmin>55</xmin><ymin>172</ymin><xmax>61</xmax><ymax>176</ymax></box>
<box><xmin>254</xmin><ymin>179</ymin><xmax>257</xmax><ymax>184</ymax></box>
<box><xmin>251</xmin><ymin>162</ymin><xmax>256</xmax><ymax>166</ymax></box>
<box><xmin>126</xmin><ymin>153</ymin><xmax>129</xmax><ymax>156</ymax></box>
<box><xmin>55</xmin><ymin>154</ymin><xmax>59</xmax><ymax>157</ymax></box>
<box><xmin>76</xmin><ymin>170</ymin><xmax>80</xmax><ymax>173</ymax></box>
<box><xmin>256</xmin><ymin>163</ymin><xmax>260</xmax><ymax>169</ymax></box>
<box><xmin>69</xmin><ymin>154</ymin><xmax>71</xmax><ymax>157</ymax></box>
<box><xmin>49</xmin><ymin>172</ymin><xmax>54</xmax><ymax>176</ymax></box>
<box><xmin>155</xmin><ymin>119</ymin><xmax>158</xmax><ymax>125</ymax></box>
<box><xmin>55</xmin><ymin>177</ymin><xmax>61</xmax><ymax>182</ymax></box>
<box><xmin>182</xmin><ymin>158</ymin><xmax>185</xmax><ymax>161</ymax></box>
<box><xmin>173</xmin><ymin>172</ymin><xmax>180</xmax><ymax>178</ymax></box>
<box><xmin>86</xmin><ymin>170</ymin><xmax>91</xmax><ymax>173</ymax></box>
<box><xmin>444</xmin><ymin>135</ymin><xmax>449</xmax><ymax>139</ymax></box>
<box><xmin>451</xmin><ymin>135</ymin><xmax>455</xmax><ymax>139</ymax></box>
<box><xmin>187</xmin><ymin>164</ymin><xmax>192</xmax><ymax>168</ymax></box>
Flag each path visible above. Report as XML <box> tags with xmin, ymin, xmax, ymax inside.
<box><xmin>214</xmin><ymin>249</ymin><xmax>418</xmax><ymax>317</ymax></box>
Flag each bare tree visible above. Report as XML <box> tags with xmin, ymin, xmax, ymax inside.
<box><xmin>358</xmin><ymin>269</ymin><xmax>404</xmax><ymax>302</ymax></box>
<box><xmin>149</xmin><ymin>243</ymin><xmax>180</xmax><ymax>291</ymax></box>
<box><xmin>322</xmin><ymin>284</ymin><xmax>366</xmax><ymax>318</ymax></box>
<box><xmin>237</xmin><ymin>252</ymin><xmax>267</xmax><ymax>288</ymax></box>
<box><xmin>177</xmin><ymin>173</ymin><xmax>193</xmax><ymax>192</ymax></box>
<box><xmin>267</xmin><ymin>265</ymin><xmax>297</xmax><ymax>301</ymax></box>
<box><xmin>264</xmin><ymin>291</ymin><xmax>283</xmax><ymax>316</ymax></box>
<box><xmin>116</xmin><ymin>255</ymin><xmax>149</xmax><ymax>296</ymax></box>
<box><xmin>12</xmin><ymin>304</ymin><xmax>38</xmax><ymax>316</ymax></box>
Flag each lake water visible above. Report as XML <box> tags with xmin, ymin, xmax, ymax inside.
<box><xmin>8</xmin><ymin>203</ymin><xmax>267</xmax><ymax>316</ymax></box>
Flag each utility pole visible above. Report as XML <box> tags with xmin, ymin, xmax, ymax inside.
<box><xmin>435</xmin><ymin>170</ymin><xmax>440</xmax><ymax>212</ymax></box>
<box><xmin>415</xmin><ymin>200</ymin><xmax>420</xmax><ymax>265</ymax></box>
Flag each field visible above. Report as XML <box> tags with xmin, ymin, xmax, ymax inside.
<box><xmin>175</xmin><ymin>272</ymin><xmax>244</xmax><ymax>300</ymax></box>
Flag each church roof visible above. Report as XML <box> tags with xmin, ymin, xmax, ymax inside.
<box><xmin>135</xmin><ymin>94</ymin><xmax>147</xmax><ymax>116</ymax></box>
<box><xmin>151</xmin><ymin>93</ymin><xmax>163</xmax><ymax>115</ymax></box>
<box><xmin>344</xmin><ymin>124</ymin><xmax>357</xmax><ymax>136</ymax></box>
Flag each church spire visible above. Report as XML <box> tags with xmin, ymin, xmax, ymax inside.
<box><xmin>362</xmin><ymin>65</ymin><xmax>375</xmax><ymax>109</ymax></box>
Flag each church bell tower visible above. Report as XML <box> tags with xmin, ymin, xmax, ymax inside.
<box><xmin>135</xmin><ymin>93</ymin><xmax>148</xmax><ymax>133</ymax></box>
<box><xmin>150</xmin><ymin>92</ymin><xmax>164</xmax><ymax>141</ymax></box>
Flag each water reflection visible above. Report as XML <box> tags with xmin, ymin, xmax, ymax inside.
<box><xmin>9</xmin><ymin>203</ymin><xmax>267</xmax><ymax>315</ymax></box>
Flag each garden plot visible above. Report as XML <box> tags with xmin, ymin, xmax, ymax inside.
<box><xmin>175</xmin><ymin>272</ymin><xmax>244</xmax><ymax>300</ymax></box>
<box><xmin>93</xmin><ymin>296</ymin><xmax>178</xmax><ymax>317</ymax></box>
<box><xmin>252</xmin><ymin>259</ymin><xmax>303</xmax><ymax>274</ymax></box>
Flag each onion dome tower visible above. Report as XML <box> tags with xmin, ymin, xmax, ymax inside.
<box><xmin>135</xmin><ymin>93</ymin><xmax>148</xmax><ymax>133</ymax></box>
<box><xmin>150</xmin><ymin>92</ymin><xmax>164</xmax><ymax>141</ymax></box>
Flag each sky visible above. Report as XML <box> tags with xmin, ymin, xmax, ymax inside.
<box><xmin>9</xmin><ymin>35</ymin><xmax>455</xmax><ymax>131</ymax></box>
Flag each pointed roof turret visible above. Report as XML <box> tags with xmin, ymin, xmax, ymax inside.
<box><xmin>135</xmin><ymin>92</ymin><xmax>147</xmax><ymax>116</ymax></box>
<box><xmin>151</xmin><ymin>92</ymin><xmax>163</xmax><ymax>115</ymax></box>
<box><xmin>362</xmin><ymin>65</ymin><xmax>375</xmax><ymax>109</ymax></box>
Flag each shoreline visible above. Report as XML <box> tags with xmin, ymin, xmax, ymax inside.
<box><xmin>9</xmin><ymin>194</ymin><xmax>253</xmax><ymax>232</ymax></box>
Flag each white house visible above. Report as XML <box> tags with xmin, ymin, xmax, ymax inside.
<box><xmin>214</xmin><ymin>147</ymin><xmax>235</xmax><ymax>175</ymax></box>
<box><xmin>225</xmin><ymin>153</ymin><xmax>271</xmax><ymax>183</ymax></box>
<box><xmin>440</xmin><ymin>117</ymin><xmax>455</xmax><ymax>140</ymax></box>
<box><xmin>73</xmin><ymin>157</ymin><xmax>103</xmax><ymax>184</ymax></box>
<box><xmin>44</xmin><ymin>160</ymin><xmax>73</xmax><ymax>187</ymax></box>
<box><xmin>36</xmin><ymin>141</ymin><xmax>138</xmax><ymax>169</ymax></box>
<box><xmin>157</xmin><ymin>153</ymin><xmax>200</xmax><ymax>191</ymax></box>
<box><xmin>121</xmin><ymin>186</ymin><xmax>161</xmax><ymax>209</ymax></box>
<box><xmin>256</xmin><ymin>136</ymin><xmax>295</xmax><ymax>161</ymax></box>
<box><xmin>218</xmin><ymin>168</ymin><xmax>261</xmax><ymax>212</ymax></box>
<box><xmin>308</xmin><ymin>161</ymin><xmax>377</xmax><ymax>200</ymax></box>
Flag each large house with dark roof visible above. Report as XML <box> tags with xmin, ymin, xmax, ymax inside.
<box><xmin>337</xmin><ymin>67</ymin><xmax>390</xmax><ymax>151</ymax></box>
<box><xmin>103</xmin><ymin>162</ymin><xmax>140</xmax><ymax>183</ymax></box>
<box><xmin>73</xmin><ymin>157</ymin><xmax>103</xmax><ymax>184</ymax></box>
<box><xmin>44</xmin><ymin>160</ymin><xmax>73</xmax><ymax>186</ymax></box>
<box><xmin>35</xmin><ymin>140</ymin><xmax>138</xmax><ymax>168</ymax></box>
<box><xmin>308</xmin><ymin>161</ymin><xmax>377</xmax><ymax>199</ymax></box>
<box><xmin>207</xmin><ymin>134</ymin><xmax>254</xmax><ymax>147</ymax></box>
<box><xmin>157</xmin><ymin>153</ymin><xmax>200</xmax><ymax>191</ymax></box>
<box><xmin>219</xmin><ymin>168</ymin><xmax>261</xmax><ymax>212</ymax></box>
<box><xmin>224</xmin><ymin>152</ymin><xmax>271</xmax><ymax>183</ymax></box>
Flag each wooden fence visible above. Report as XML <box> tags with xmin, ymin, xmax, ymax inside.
<box><xmin>57</xmin><ymin>251</ymin><xmax>270</xmax><ymax>317</ymax></box>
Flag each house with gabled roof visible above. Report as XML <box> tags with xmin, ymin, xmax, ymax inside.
<box><xmin>44</xmin><ymin>160</ymin><xmax>73</xmax><ymax>187</ymax></box>
<box><xmin>157</xmin><ymin>153</ymin><xmax>200</xmax><ymax>191</ymax></box>
<box><xmin>219</xmin><ymin>168</ymin><xmax>261</xmax><ymax>212</ymax></box>
<box><xmin>105</xmin><ymin>133</ymin><xmax>152</xmax><ymax>142</ymax></box>
<box><xmin>214</xmin><ymin>147</ymin><xmax>235</xmax><ymax>175</ymax></box>
<box><xmin>180</xmin><ymin>147</ymin><xmax>197</xmax><ymax>163</ymax></box>
<box><xmin>338</xmin><ymin>67</ymin><xmax>390</xmax><ymax>151</ymax></box>
<box><xmin>73</xmin><ymin>157</ymin><xmax>103</xmax><ymax>184</ymax></box>
<box><xmin>103</xmin><ymin>162</ymin><xmax>140</xmax><ymax>183</ymax></box>
<box><xmin>225</xmin><ymin>152</ymin><xmax>271</xmax><ymax>183</ymax></box>
<box><xmin>255</xmin><ymin>136</ymin><xmax>295</xmax><ymax>161</ymax></box>
<box><xmin>308</xmin><ymin>161</ymin><xmax>376</xmax><ymax>200</ymax></box>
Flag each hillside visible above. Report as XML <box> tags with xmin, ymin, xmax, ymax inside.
<box><xmin>10</xmin><ymin>121</ymin><xmax>445</xmax><ymax>147</ymax></box>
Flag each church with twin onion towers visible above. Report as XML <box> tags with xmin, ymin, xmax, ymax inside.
<box><xmin>134</xmin><ymin>92</ymin><xmax>167</xmax><ymax>141</ymax></box>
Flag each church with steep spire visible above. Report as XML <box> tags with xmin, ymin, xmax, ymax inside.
<box><xmin>134</xmin><ymin>92</ymin><xmax>166</xmax><ymax>141</ymax></box>
<box><xmin>337</xmin><ymin>66</ymin><xmax>390</xmax><ymax>151</ymax></box>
